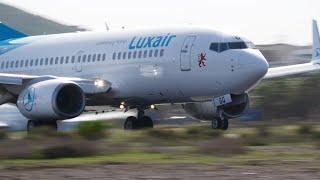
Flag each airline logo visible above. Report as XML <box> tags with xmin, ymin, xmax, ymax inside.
<box><xmin>198</xmin><ymin>53</ymin><xmax>207</xmax><ymax>67</ymax></box>
<box><xmin>23</xmin><ymin>87</ymin><xmax>35</xmax><ymax>112</ymax></box>
<box><xmin>129</xmin><ymin>34</ymin><xmax>176</xmax><ymax>49</ymax></box>
<box><xmin>0</xmin><ymin>39</ymin><xmax>27</xmax><ymax>55</ymax></box>
<box><xmin>315</xmin><ymin>48</ymin><xmax>320</xmax><ymax>58</ymax></box>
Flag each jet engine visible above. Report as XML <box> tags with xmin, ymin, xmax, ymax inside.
<box><xmin>17</xmin><ymin>79</ymin><xmax>85</xmax><ymax>120</ymax></box>
<box><xmin>183</xmin><ymin>94</ymin><xmax>249</xmax><ymax>120</ymax></box>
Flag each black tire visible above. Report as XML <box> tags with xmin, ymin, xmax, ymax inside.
<box><xmin>212</xmin><ymin>118</ymin><xmax>222</xmax><ymax>129</ymax></box>
<box><xmin>142</xmin><ymin>116</ymin><xmax>154</xmax><ymax>129</ymax></box>
<box><xmin>27</xmin><ymin>120</ymin><xmax>58</xmax><ymax>132</ymax></box>
<box><xmin>27</xmin><ymin>120</ymin><xmax>36</xmax><ymax>132</ymax></box>
<box><xmin>124</xmin><ymin>116</ymin><xmax>138</xmax><ymax>130</ymax></box>
<box><xmin>221</xmin><ymin>119</ymin><xmax>229</xmax><ymax>131</ymax></box>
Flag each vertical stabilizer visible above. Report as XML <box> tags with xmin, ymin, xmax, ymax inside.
<box><xmin>312</xmin><ymin>20</ymin><xmax>320</xmax><ymax>61</ymax></box>
<box><xmin>0</xmin><ymin>22</ymin><xmax>27</xmax><ymax>41</ymax></box>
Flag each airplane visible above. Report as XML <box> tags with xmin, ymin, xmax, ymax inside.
<box><xmin>0</xmin><ymin>20</ymin><xmax>320</xmax><ymax>132</ymax></box>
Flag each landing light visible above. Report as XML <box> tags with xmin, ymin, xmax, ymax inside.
<box><xmin>150</xmin><ymin>104</ymin><xmax>156</xmax><ymax>109</ymax></box>
<box><xmin>94</xmin><ymin>79</ymin><xmax>105</xmax><ymax>88</ymax></box>
<box><xmin>120</xmin><ymin>104</ymin><xmax>125</xmax><ymax>109</ymax></box>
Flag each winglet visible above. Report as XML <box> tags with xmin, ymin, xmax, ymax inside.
<box><xmin>312</xmin><ymin>20</ymin><xmax>320</xmax><ymax>61</ymax></box>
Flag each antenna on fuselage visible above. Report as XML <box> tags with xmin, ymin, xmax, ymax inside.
<box><xmin>105</xmin><ymin>22</ymin><xmax>110</xmax><ymax>31</ymax></box>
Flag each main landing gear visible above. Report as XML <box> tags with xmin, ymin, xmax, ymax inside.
<box><xmin>124</xmin><ymin>107</ymin><xmax>154</xmax><ymax>130</ymax></box>
<box><xmin>27</xmin><ymin>120</ymin><xmax>58</xmax><ymax>132</ymax></box>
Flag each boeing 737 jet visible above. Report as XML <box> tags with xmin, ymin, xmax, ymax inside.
<box><xmin>0</xmin><ymin>20</ymin><xmax>319</xmax><ymax>131</ymax></box>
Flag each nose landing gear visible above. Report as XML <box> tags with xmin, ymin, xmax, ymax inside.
<box><xmin>124</xmin><ymin>107</ymin><xmax>154</xmax><ymax>130</ymax></box>
<box><xmin>212</xmin><ymin>108</ymin><xmax>229</xmax><ymax>130</ymax></box>
<box><xmin>211</xmin><ymin>117</ymin><xmax>229</xmax><ymax>130</ymax></box>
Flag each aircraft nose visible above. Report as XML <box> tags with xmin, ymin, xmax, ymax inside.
<box><xmin>242</xmin><ymin>50</ymin><xmax>269</xmax><ymax>79</ymax></box>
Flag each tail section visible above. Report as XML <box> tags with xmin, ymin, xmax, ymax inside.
<box><xmin>312</xmin><ymin>20</ymin><xmax>320</xmax><ymax>61</ymax></box>
<box><xmin>0</xmin><ymin>22</ymin><xmax>27</xmax><ymax>41</ymax></box>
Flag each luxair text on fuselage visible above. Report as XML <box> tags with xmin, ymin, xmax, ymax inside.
<box><xmin>129</xmin><ymin>34</ymin><xmax>176</xmax><ymax>49</ymax></box>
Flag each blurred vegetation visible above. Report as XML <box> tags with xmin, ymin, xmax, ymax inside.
<box><xmin>77</xmin><ymin>121</ymin><xmax>112</xmax><ymax>140</ymax></box>
<box><xmin>251</xmin><ymin>73</ymin><xmax>320</xmax><ymax>121</ymax></box>
<box><xmin>0</xmin><ymin>130</ymin><xmax>8</xmax><ymax>140</ymax></box>
<box><xmin>0</xmin><ymin>122</ymin><xmax>319</xmax><ymax>167</ymax></box>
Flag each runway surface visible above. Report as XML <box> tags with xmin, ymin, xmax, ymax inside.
<box><xmin>0</xmin><ymin>162</ymin><xmax>319</xmax><ymax>180</ymax></box>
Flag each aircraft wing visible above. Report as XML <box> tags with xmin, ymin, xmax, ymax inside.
<box><xmin>264</xmin><ymin>20</ymin><xmax>320</xmax><ymax>80</ymax></box>
<box><xmin>264</xmin><ymin>62</ymin><xmax>320</xmax><ymax>79</ymax></box>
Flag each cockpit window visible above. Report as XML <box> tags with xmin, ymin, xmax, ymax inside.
<box><xmin>219</xmin><ymin>43</ymin><xmax>228</xmax><ymax>52</ymax></box>
<box><xmin>228</xmin><ymin>42</ymin><xmax>247</xmax><ymax>49</ymax></box>
<box><xmin>209</xmin><ymin>41</ymin><xmax>256</xmax><ymax>53</ymax></box>
<box><xmin>210</xmin><ymin>43</ymin><xmax>219</xmax><ymax>52</ymax></box>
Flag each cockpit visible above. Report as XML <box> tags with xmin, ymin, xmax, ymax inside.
<box><xmin>209</xmin><ymin>41</ymin><xmax>256</xmax><ymax>53</ymax></box>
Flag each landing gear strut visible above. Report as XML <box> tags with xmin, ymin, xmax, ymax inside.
<box><xmin>27</xmin><ymin>120</ymin><xmax>58</xmax><ymax>132</ymax></box>
<box><xmin>124</xmin><ymin>107</ymin><xmax>154</xmax><ymax>130</ymax></box>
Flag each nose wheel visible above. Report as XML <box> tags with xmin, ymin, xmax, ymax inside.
<box><xmin>211</xmin><ymin>117</ymin><xmax>229</xmax><ymax>130</ymax></box>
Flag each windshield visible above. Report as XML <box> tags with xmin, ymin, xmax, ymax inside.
<box><xmin>209</xmin><ymin>41</ymin><xmax>256</xmax><ymax>53</ymax></box>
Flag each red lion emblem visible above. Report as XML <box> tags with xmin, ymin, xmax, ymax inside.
<box><xmin>198</xmin><ymin>53</ymin><xmax>207</xmax><ymax>67</ymax></box>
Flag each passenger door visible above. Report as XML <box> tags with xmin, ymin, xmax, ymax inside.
<box><xmin>180</xmin><ymin>36</ymin><xmax>196</xmax><ymax>71</ymax></box>
<box><xmin>75</xmin><ymin>51</ymin><xmax>83</xmax><ymax>72</ymax></box>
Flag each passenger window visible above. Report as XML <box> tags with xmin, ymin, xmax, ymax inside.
<box><xmin>82</xmin><ymin>55</ymin><xmax>87</xmax><ymax>63</ymax></box>
<box><xmin>102</xmin><ymin>54</ymin><xmax>106</xmax><ymax>61</ymax></box>
<box><xmin>25</xmin><ymin>60</ymin><xmax>29</xmax><ymax>67</ymax></box>
<box><xmin>123</xmin><ymin>52</ymin><xmax>127</xmax><ymax>60</ymax></box>
<box><xmin>138</xmin><ymin>51</ymin><xmax>142</xmax><ymax>58</ymax></box>
<box><xmin>71</xmin><ymin>56</ymin><xmax>75</xmax><ymax>63</ymax></box>
<box><xmin>118</xmin><ymin>52</ymin><xmax>121</xmax><ymax>60</ymax></box>
<box><xmin>20</xmin><ymin>60</ymin><xmax>23</xmax><ymax>67</ymax></box>
<box><xmin>55</xmin><ymin>57</ymin><xmax>59</xmax><ymax>64</ymax></box>
<box><xmin>5</xmin><ymin>61</ymin><xmax>9</xmax><ymax>68</ymax></box>
<box><xmin>87</xmin><ymin>55</ymin><xmax>91</xmax><ymax>62</ymax></box>
<box><xmin>149</xmin><ymin>50</ymin><xmax>153</xmax><ymax>57</ymax></box>
<box><xmin>66</xmin><ymin>56</ymin><xmax>69</xmax><ymax>64</ymax></box>
<box><xmin>154</xmin><ymin>49</ymin><xmax>159</xmax><ymax>57</ymax></box>
<box><xmin>210</xmin><ymin>43</ymin><xmax>219</xmax><ymax>52</ymax></box>
<box><xmin>97</xmin><ymin>54</ymin><xmax>101</xmax><ymax>61</ymax></box>
<box><xmin>143</xmin><ymin>50</ymin><xmax>148</xmax><ymax>58</ymax></box>
<box><xmin>30</xmin><ymin>59</ymin><xmax>34</xmax><ymax>66</ymax></box>
<box><xmin>35</xmin><ymin>59</ymin><xmax>39</xmax><ymax>66</ymax></box>
<box><xmin>50</xmin><ymin>58</ymin><xmax>54</xmax><ymax>65</ymax></box>
<box><xmin>40</xmin><ymin>58</ymin><xmax>43</xmax><ymax>66</ymax></box>
<box><xmin>45</xmin><ymin>58</ymin><xmax>49</xmax><ymax>65</ymax></box>
<box><xmin>219</xmin><ymin>43</ymin><xmax>228</xmax><ymax>52</ymax></box>
<box><xmin>133</xmin><ymin>51</ymin><xmax>137</xmax><ymax>59</ymax></box>
<box><xmin>15</xmin><ymin>61</ymin><xmax>19</xmax><ymax>68</ymax></box>
<box><xmin>77</xmin><ymin>56</ymin><xmax>81</xmax><ymax>63</ymax></box>
<box><xmin>160</xmin><ymin>49</ymin><xmax>165</xmax><ymax>57</ymax></box>
<box><xmin>128</xmin><ymin>52</ymin><xmax>132</xmax><ymax>59</ymax></box>
<box><xmin>10</xmin><ymin>61</ymin><xmax>14</xmax><ymax>68</ymax></box>
<box><xmin>1</xmin><ymin>62</ymin><xmax>4</xmax><ymax>69</ymax></box>
<box><xmin>112</xmin><ymin>53</ymin><xmax>116</xmax><ymax>60</ymax></box>
<box><xmin>60</xmin><ymin>57</ymin><xmax>64</xmax><ymax>64</ymax></box>
<box><xmin>92</xmin><ymin>54</ymin><xmax>96</xmax><ymax>62</ymax></box>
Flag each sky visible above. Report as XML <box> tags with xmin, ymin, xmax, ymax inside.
<box><xmin>1</xmin><ymin>0</ymin><xmax>320</xmax><ymax>45</ymax></box>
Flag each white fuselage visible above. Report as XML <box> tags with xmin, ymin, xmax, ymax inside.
<box><xmin>0</xmin><ymin>27</ymin><xmax>269</xmax><ymax>107</ymax></box>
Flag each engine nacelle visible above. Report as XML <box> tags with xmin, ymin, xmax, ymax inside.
<box><xmin>17</xmin><ymin>79</ymin><xmax>85</xmax><ymax>120</ymax></box>
<box><xmin>183</xmin><ymin>94</ymin><xmax>249</xmax><ymax>120</ymax></box>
